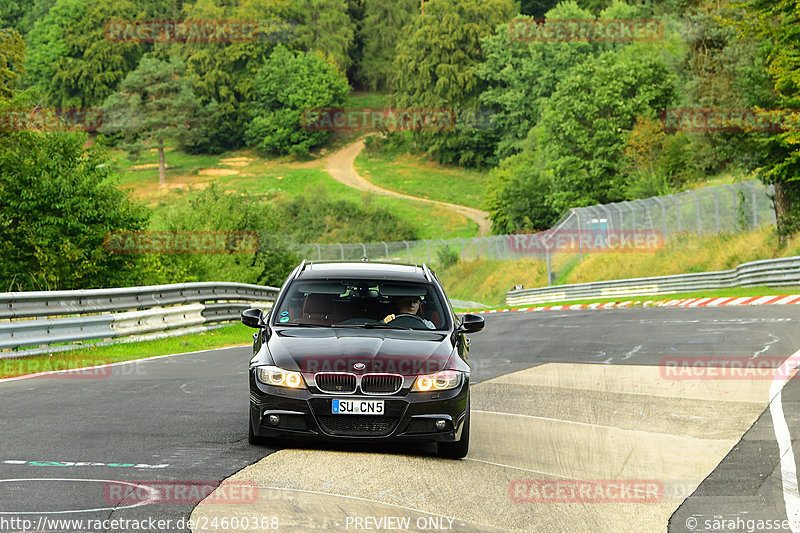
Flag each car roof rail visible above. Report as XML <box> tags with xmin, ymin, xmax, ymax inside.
<box><xmin>291</xmin><ymin>259</ymin><xmax>307</xmax><ymax>281</ymax></box>
<box><xmin>421</xmin><ymin>263</ymin><xmax>433</xmax><ymax>282</ymax></box>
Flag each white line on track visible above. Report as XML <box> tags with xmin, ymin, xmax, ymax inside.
<box><xmin>0</xmin><ymin>478</ymin><xmax>158</xmax><ymax>514</ymax></box>
<box><xmin>0</xmin><ymin>345</ymin><xmax>246</xmax><ymax>385</ymax></box>
<box><xmin>769</xmin><ymin>348</ymin><xmax>800</xmax><ymax>532</ymax></box>
<box><xmin>472</xmin><ymin>410</ymin><xmax>686</xmax><ymax>440</ymax></box>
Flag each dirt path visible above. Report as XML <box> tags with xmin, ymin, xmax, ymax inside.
<box><xmin>325</xmin><ymin>138</ymin><xmax>492</xmax><ymax>237</ymax></box>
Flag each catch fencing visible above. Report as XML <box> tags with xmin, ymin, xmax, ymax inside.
<box><xmin>291</xmin><ymin>180</ymin><xmax>776</xmax><ymax>277</ymax></box>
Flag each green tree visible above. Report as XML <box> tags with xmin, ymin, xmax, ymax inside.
<box><xmin>392</xmin><ymin>0</ymin><xmax>517</xmax><ymax>167</ymax></box>
<box><xmin>271</xmin><ymin>0</ymin><xmax>356</xmax><ymax>72</ymax></box>
<box><xmin>101</xmin><ymin>56</ymin><xmax>207</xmax><ymax>184</ymax></box>
<box><xmin>25</xmin><ymin>0</ymin><xmax>143</xmax><ymax>108</ymax></box>
<box><xmin>0</xmin><ymin>98</ymin><xmax>150</xmax><ymax>291</ymax></box>
<box><xmin>483</xmin><ymin>129</ymin><xmax>559</xmax><ymax>233</ymax></box>
<box><xmin>0</xmin><ymin>28</ymin><xmax>24</xmax><ymax>98</ymax></box>
<box><xmin>245</xmin><ymin>44</ymin><xmax>350</xmax><ymax>156</ymax></box>
<box><xmin>176</xmin><ymin>0</ymin><xmax>283</xmax><ymax>151</ymax></box>
<box><xmin>358</xmin><ymin>0</ymin><xmax>418</xmax><ymax>91</ymax></box>
<box><xmin>728</xmin><ymin>0</ymin><xmax>800</xmax><ymax>238</ymax></box>
<box><xmin>160</xmin><ymin>184</ymin><xmax>298</xmax><ymax>287</ymax></box>
<box><xmin>540</xmin><ymin>45</ymin><xmax>675</xmax><ymax>212</ymax></box>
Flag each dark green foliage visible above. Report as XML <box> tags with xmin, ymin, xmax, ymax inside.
<box><xmin>100</xmin><ymin>55</ymin><xmax>209</xmax><ymax>183</ymax></box>
<box><xmin>158</xmin><ymin>184</ymin><xmax>299</xmax><ymax>287</ymax></box>
<box><xmin>483</xmin><ymin>130</ymin><xmax>559</xmax><ymax>233</ymax></box>
<box><xmin>0</xmin><ymin>28</ymin><xmax>24</xmax><ymax>98</ymax></box>
<box><xmin>0</xmin><ymin>99</ymin><xmax>150</xmax><ymax>291</ymax></box>
<box><xmin>392</xmin><ymin>0</ymin><xmax>517</xmax><ymax>167</ymax></box>
<box><xmin>541</xmin><ymin>45</ymin><xmax>675</xmax><ymax>212</ymax></box>
<box><xmin>358</xmin><ymin>0</ymin><xmax>418</xmax><ymax>91</ymax></box>
<box><xmin>25</xmin><ymin>0</ymin><xmax>143</xmax><ymax>108</ymax></box>
<box><xmin>275</xmin><ymin>190</ymin><xmax>417</xmax><ymax>243</ymax></box>
<box><xmin>246</xmin><ymin>44</ymin><xmax>350</xmax><ymax>156</ymax></box>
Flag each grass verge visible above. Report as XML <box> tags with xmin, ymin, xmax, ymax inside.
<box><xmin>0</xmin><ymin>323</ymin><xmax>252</xmax><ymax>380</ymax></box>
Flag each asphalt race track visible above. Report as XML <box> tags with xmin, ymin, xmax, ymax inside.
<box><xmin>3</xmin><ymin>306</ymin><xmax>800</xmax><ymax>532</ymax></box>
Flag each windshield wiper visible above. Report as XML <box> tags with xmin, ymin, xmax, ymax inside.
<box><xmin>357</xmin><ymin>323</ymin><xmax>412</xmax><ymax>330</ymax></box>
<box><xmin>279</xmin><ymin>321</ymin><xmax>326</xmax><ymax>327</ymax></box>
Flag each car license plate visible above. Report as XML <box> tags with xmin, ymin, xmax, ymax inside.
<box><xmin>332</xmin><ymin>399</ymin><xmax>384</xmax><ymax>415</ymax></box>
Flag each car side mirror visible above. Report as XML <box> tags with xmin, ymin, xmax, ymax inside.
<box><xmin>241</xmin><ymin>308</ymin><xmax>266</xmax><ymax>328</ymax></box>
<box><xmin>458</xmin><ymin>313</ymin><xmax>484</xmax><ymax>334</ymax></box>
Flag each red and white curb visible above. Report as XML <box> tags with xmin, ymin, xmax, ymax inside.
<box><xmin>472</xmin><ymin>294</ymin><xmax>800</xmax><ymax>314</ymax></box>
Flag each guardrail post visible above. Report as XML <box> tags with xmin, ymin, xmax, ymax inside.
<box><xmin>402</xmin><ymin>240</ymin><xmax>410</xmax><ymax>262</ymax></box>
<box><xmin>652</xmin><ymin>197</ymin><xmax>667</xmax><ymax>240</ymax></box>
<box><xmin>383</xmin><ymin>241</ymin><xmax>389</xmax><ymax>259</ymax></box>
<box><xmin>575</xmin><ymin>209</ymin><xmax>583</xmax><ymax>261</ymax></box>
<box><xmin>338</xmin><ymin>243</ymin><xmax>344</xmax><ymax>260</ymax></box>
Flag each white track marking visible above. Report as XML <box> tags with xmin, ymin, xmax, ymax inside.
<box><xmin>0</xmin><ymin>478</ymin><xmax>157</xmax><ymax>514</ymax></box>
<box><xmin>769</xmin><ymin>349</ymin><xmax>800</xmax><ymax>532</ymax></box>
<box><xmin>472</xmin><ymin>410</ymin><xmax>685</xmax><ymax>439</ymax></box>
<box><xmin>0</xmin><ymin>346</ymin><xmax>246</xmax><ymax>384</ymax></box>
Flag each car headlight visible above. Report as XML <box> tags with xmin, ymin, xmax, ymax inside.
<box><xmin>412</xmin><ymin>370</ymin><xmax>462</xmax><ymax>392</ymax></box>
<box><xmin>255</xmin><ymin>366</ymin><xmax>306</xmax><ymax>389</ymax></box>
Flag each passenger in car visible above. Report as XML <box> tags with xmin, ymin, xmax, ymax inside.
<box><xmin>383</xmin><ymin>296</ymin><xmax>436</xmax><ymax>329</ymax></box>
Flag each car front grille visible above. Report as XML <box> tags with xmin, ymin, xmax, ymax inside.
<box><xmin>317</xmin><ymin>415</ymin><xmax>399</xmax><ymax>436</ymax></box>
<box><xmin>315</xmin><ymin>373</ymin><xmax>357</xmax><ymax>394</ymax></box>
<box><xmin>361</xmin><ymin>373</ymin><xmax>403</xmax><ymax>394</ymax></box>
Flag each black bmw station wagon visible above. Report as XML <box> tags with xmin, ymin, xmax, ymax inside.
<box><xmin>241</xmin><ymin>261</ymin><xmax>484</xmax><ymax>459</ymax></box>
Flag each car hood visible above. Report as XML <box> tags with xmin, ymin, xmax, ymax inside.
<box><xmin>266</xmin><ymin>327</ymin><xmax>453</xmax><ymax>376</ymax></box>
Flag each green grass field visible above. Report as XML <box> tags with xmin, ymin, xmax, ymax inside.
<box><xmin>354</xmin><ymin>151</ymin><xmax>489</xmax><ymax>210</ymax></box>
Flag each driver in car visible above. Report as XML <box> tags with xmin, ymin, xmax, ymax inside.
<box><xmin>383</xmin><ymin>296</ymin><xmax>435</xmax><ymax>329</ymax></box>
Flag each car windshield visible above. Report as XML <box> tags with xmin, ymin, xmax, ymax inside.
<box><xmin>273</xmin><ymin>279</ymin><xmax>448</xmax><ymax>330</ymax></box>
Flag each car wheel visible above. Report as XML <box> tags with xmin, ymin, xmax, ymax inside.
<box><xmin>437</xmin><ymin>402</ymin><xmax>470</xmax><ymax>459</ymax></box>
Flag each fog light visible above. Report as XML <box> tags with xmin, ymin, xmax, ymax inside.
<box><xmin>268</xmin><ymin>414</ymin><xmax>281</xmax><ymax>426</ymax></box>
<box><xmin>435</xmin><ymin>419</ymin><xmax>447</xmax><ymax>430</ymax></box>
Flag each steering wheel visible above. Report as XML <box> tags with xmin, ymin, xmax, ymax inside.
<box><xmin>388</xmin><ymin>313</ymin><xmax>427</xmax><ymax>327</ymax></box>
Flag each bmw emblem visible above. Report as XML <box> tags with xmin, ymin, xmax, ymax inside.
<box><xmin>353</xmin><ymin>362</ymin><xmax>366</xmax><ymax>371</ymax></box>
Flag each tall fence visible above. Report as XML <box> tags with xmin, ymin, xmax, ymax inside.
<box><xmin>291</xmin><ymin>180</ymin><xmax>775</xmax><ymax>273</ymax></box>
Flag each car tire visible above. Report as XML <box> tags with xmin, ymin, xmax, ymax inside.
<box><xmin>437</xmin><ymin>401</ymin><xmax>470</xmax><ymax>459</ymax></box>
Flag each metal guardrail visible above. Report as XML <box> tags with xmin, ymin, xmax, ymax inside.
<box><xmin>506</xmin><ymin>256</ymin><xmax>800</xmax><ymax>305</ymax></box>
<box><xmin>0</xmin><ymin>282</ymin><xmax>279</xmax><ymax>358</ymax></box>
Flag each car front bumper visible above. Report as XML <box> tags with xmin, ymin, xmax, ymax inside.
<box><xmin>249</xmin><ymin>374</ymin><xmax>469</xmax><ymax>443</ymax></box>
